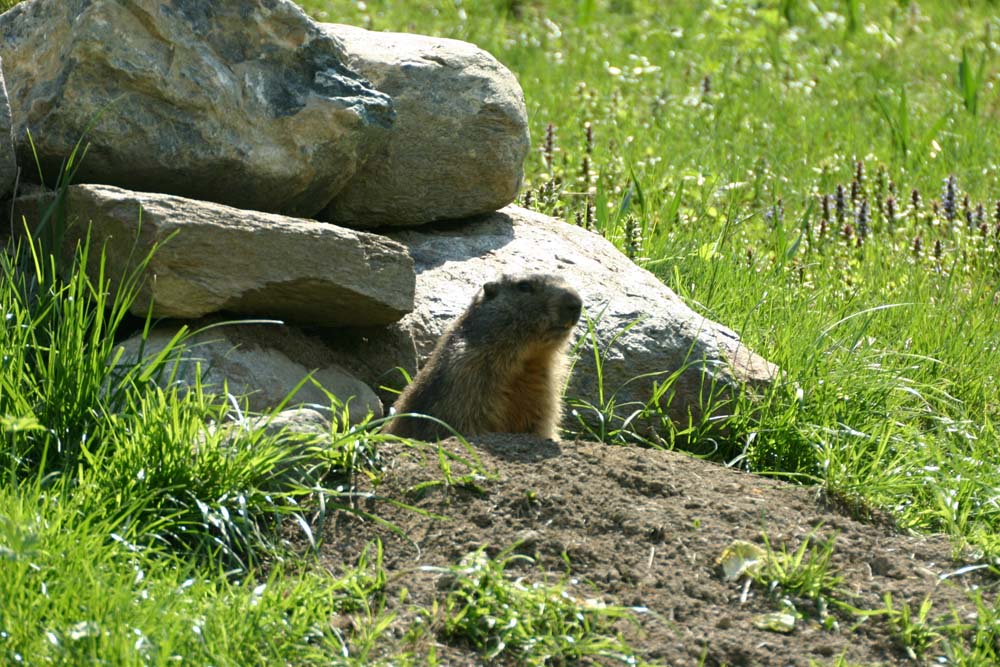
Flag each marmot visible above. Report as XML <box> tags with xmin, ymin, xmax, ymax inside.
<box><xmin>383</xmin><ymin>273</ymin><xmax>582</xmax><ymax>441</ymax></box>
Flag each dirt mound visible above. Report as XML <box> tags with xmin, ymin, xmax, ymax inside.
<box><xmin>320</xmin><ymin>436</ymin><xmax>986</xmax><ymax>666</ymax></box>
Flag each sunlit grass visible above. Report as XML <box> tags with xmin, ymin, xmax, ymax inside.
<box><xmin>0</xmin><ymin>484</ymin><xmax>368</xmax><ymax>666</ymax></box>
<box><xmin>0</xmin><ymin>201</ymin><xmax>393</xmax><ymax>662</ymax></box>
<box><xmin>432</xmin><ymin>547</ymin><xmax>647</xmax><ymax>666</ymax></box>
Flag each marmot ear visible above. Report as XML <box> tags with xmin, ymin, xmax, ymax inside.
<box><xmin>483</xmin><ymin>281</ymin><xmax>499</xmax><ymax>299</ymax></box>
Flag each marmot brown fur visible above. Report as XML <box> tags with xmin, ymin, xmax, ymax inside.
<box><xmin>383</xmin><ymin>273</ymin><xmax>582</xmax><ymax>441</ymax></box>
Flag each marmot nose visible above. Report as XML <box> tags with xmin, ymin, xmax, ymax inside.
<box><xmin>559</xmin><ymin>289</ymin><xmax>583</xmax><ymax>327</ymax></box>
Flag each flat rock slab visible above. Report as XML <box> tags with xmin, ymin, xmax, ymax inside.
<box><xmin>319</xmin><ymin>23</ymin><xmax>529</xmax><ymax>227</ymax></box>
<box><xmin>15</xmin><ymin>184</ymin><xmax>415</xmax><ymax>326</ymax></box>
<box><xmin>380</xmin><ymin>206</ymin><xmax>778</xmax><ymax>432</ymax></box>
<box><xmin>0</xmin><ymin>0</ymin><xmax>393</xmax><ymax>217</ymax></box>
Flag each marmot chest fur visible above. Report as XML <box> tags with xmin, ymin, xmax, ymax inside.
<box><xmin>384</xmin><ymin>273</ymin><xmax>582</xmax><ymax>441</ymax></box>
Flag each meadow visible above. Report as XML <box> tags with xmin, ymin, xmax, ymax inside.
<box><xmin>2</xmin><ymin>0</ymin><xmax>1000</xmax><ymax>664</ymax></box>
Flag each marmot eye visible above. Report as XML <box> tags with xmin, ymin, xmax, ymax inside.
<box><xmin>516</xmin><ymin>280</ymin><xmax>534</xmax><ymax>293</ymax></box>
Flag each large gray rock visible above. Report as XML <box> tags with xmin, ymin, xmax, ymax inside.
<box><xmin>0</xmin><ymin>0</ymin><xmax>393</xmax><ymax>217</ymax></box>
<box><xmin>339</xmin><ymin>206</ymin><xmax>778</xmax><ymax>434</ymax></box>
<box><xmin>0</xmin><ymin>55</ymin><xmax>16</xmax><ymax>201</ymax></box>
<box><xmin>14</xmin><ymin>184</ymin><xmax>415</xmax><ymax>326</ymax></box>
<box><xmin>116</xmin><ymin>326</ymin><xmax>383</xmax><ymax>425</ymax></box>
<box><xmin>318</xmin><ymin>23</ymin><xmax>529</xmax><ymax>228</ymax></box>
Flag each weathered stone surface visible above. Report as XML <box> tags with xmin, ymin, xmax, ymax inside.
<box><xmin>346</xmin><ymin>206</ymin><xmax>778</xmax><ymax>433</ymax></box>
<box><xmin>255</xmin><ymin>408</ymin><xmax>331</xmax><ymax>439</ymax></box>
<box><xmin>116</xmin><ymin>326</ymin><xmax>383</xmax><ymax>425</ymax></box>
<box><xmin>14</xmin><ymin>184</ymin><xmax>415</xmax><ymax>326</ymax></box>
<box><xmin>0</xmin><ymin>0</ymin><xmax>393</xmax><ymax>217</ymax></box>
<box><xmin>0</xmin><ymin>56</ymin><xmax>16</xmax><ymax>202</ymax></box>
<box><xmin>318</xmin><ymin>23</ymin><xmax>529</xmax><ymax>227</ymax></box>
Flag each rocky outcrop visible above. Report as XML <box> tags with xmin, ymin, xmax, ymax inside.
<box><xmin>1</xmin><ymin>4</ymin><xmax>779</xmax><ymax>438</ymax></box>
<box><xmin>0</xmin><ymin>0</ymin><xmax>393</xmax><ymax>218</ymax></box>
<box><xmin>317</xmin><ymin>23</ymin><xmax>530</xmax><ymax>228</ymax></box>
<box><xmin>0</xmin><ymin>55</ymin><xmax>15</xmax><ymax>202</ymax></box>
<box><xmin>348</xmin><ymin>206</ymin><xmax>778</xmax><ymax>431</ymax></box>
<box><xmin>14</xmin><ymin>184</ymin><xmax>415</xmax><ymax>326</ymax></box>
<box><xmin>116</xmin><ymin>326</ymin><xmax>382</xmax><ymax>425</ymax></box>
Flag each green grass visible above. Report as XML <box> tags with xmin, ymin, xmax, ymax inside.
<box><xmin>727</xmin><ymin>530</ymin><xmax>1000</xmax><ymax>662</ymax></box>
<box><xmin>754</xmin><ymin>531</ymin><xmax>844</xmax><ymax>605</ymax></box>
<box><xmin>430</xmin><ymin>547</ymin><xmax>647</xmax><ymax>666</ymax></box>
<box><xmin>0</xmin><ymin>213</ymin><xmax>393</xmax><ymax>662</ymax></box>
<box><xmin>0</xmin><ymin>484</ymin><xmax>372</xmax><ymax>666</ymax></box>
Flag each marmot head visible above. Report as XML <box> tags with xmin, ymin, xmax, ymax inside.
<box><xmin>462</xmin><ymin>273</ymin><xmax>582</xmax><ymax>346</ymax></box>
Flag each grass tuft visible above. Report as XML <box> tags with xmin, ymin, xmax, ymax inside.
<box><xmin>1</xmin><ymin>159</ymin><xmax>401</xmax><ymax>663</ymax></box>
<box><xmin>436</xmin><ymin>547</ymin><xmax>646</xmax><ymax>666</ymax></box>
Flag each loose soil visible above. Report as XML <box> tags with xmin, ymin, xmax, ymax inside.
<box><xmin>319</xmin><ymin>435</ymin><xmax>994</xmax><ymax>666</ymax></box>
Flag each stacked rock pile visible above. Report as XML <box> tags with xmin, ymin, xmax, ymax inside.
<box><xmin>0</xmin><ymin>0</ymin><xmax>776</xmax><ymax>435</ymax></box>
